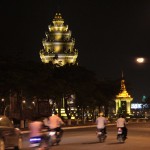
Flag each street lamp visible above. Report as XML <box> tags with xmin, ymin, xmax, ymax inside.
<box><xmin>22</xmin><ymin>100</ymin><xmax>26</xmax><ymax>104</ymax></box>
<box><xmin>136</xmin><ymin>57</ymin><xmax>145</xmax><ymax>63</ymax></box>
<box><xmin>0</xmin><ymin>98</ymin><xmax>5</xmax><ymax>115</ymax></box>
<box><xmin>22</xmin><ymin>100</ymin><xmax>26</xmax><ymax>110</ymax></box>
<box><xmin>32</xmin><ymin>101</ymin><xmax>35</xmax><ymax>106</ymax></box>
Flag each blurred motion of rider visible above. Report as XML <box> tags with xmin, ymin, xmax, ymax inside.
<box><xmin>28</xmin><ymin>117</ymin><xmax>44</xmax><ymax>139</ymax></box>
<box><xmin>43</xmin><ymin>116</ymin><xmax>50</xmax><ymax>130</ymax></box>
<box><xmin>48</xmin><ymin>111</ymin><xmax>64</xmax><ymax>138</ymax></box>
<box><xmin>116</xmin><ymin>114</ymin><xmax>128</xmax><ymax>139</ymax></box>
<box><xmin>96</xmin><ymin>112</ymin><xmax>108</xmax><ymax>134</ymax></box>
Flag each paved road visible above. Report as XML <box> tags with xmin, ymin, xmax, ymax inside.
<box><xmin>22</xmin><ymin>123</ymin><xmax>150</xmax><ymax>150</ymax></box>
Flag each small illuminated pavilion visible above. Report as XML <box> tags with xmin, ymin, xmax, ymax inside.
<box><xmin>115</xmin><ymin>77</ymin><xmax>133</xmax><ymax>115</ymax></box>
<box><xmin>39</xmin><ymin>13</ymin><xmax>78</xmax><ymax>66</ymax></box>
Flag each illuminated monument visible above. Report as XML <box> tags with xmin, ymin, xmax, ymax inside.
<box><xmin>40</xmin><ymin>13</ymin><xmax>78</xmax><ymax>66</ymax></box>
<box><xmin>115</xmin><ymin>77</ymin><xmax>133</xmax><ymax>115</ymax></box>
<box><xmin>39</xmin><ymin>13</ymin><xmax>78</xmax><ymax>120</ymax></box>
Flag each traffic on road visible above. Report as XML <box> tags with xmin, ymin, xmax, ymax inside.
<box><xmin>20</xmin><ymin>123</ymin><xmax>150</xmax><ymax>150</ymax></box>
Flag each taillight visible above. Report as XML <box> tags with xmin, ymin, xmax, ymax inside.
<box><xmin>49</xmin><ymin>131</ymin><xmax>56</xmax><ymax>136</ymax></box>
<box><xmin>30</xmin><ymin>137</ymin><xmax>41</xmax><ymax>143</ymax></box>
<box><xmin>118</xmin><ymin>128</ymin><xmax>122</xmax><ymax>131</ymax></box>
<box><xmin>118</xmin><ymin>128</ymin><xmax>122</xmax><ymax>134</ymax></box>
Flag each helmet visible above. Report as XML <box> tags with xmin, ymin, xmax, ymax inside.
<box><xmin>119</xmin><ymin>114</ymin><xmax>123</xmax><ymax>118</ymax></box>
<box><xmin>54</xmin><ymin>111</ymin><xmax>58</xmax><ymax>115</ymax></box>
<box><xmin>99</xmin><ymin>112</ymin><xmax>103</xmax><ymax>116</ymax></box>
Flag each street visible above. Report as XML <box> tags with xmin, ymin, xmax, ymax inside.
<box><xmin>21</xmin><ymin>123</ymin><xmax>150</xmax><ymax>150</ymax></box>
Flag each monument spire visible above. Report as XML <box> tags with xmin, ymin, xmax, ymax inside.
<box><xmin>121</xmin><ymin>71</ymin><xmax>126</xmax><ymax>92</ymax></box>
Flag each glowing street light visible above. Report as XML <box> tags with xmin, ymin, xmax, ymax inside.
<box><xmin>32</xmin><ymin>101</ymin><xmax>35</xmax><ymax>104</ymax></box>
<box><xmin>136</xmin><ymin>57</ymin><xmax>145</xmax><ymax>63</ymax></box>
<box><xmin>22</xmin><ymin>100</ymin><xmax>26</xmax><ymax>104</ymax></box>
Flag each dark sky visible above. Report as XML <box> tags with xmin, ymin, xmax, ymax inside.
<box><xmin>1</xmin><ymin>0</ymin><xmax>150</xmax><ymax>101</ymax></box>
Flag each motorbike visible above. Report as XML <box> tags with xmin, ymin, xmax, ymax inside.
<box><xmin>48</xmin><ymin>129</ymin><xmax>61</xmax><ymax>146</ymax></box>
<box><xmin>117</xmin><ymin>127</ymin><xmax>126</xmax><ymax>143</ymax></box>
<box><xmin>29</xmin><ymin>135</ymin><xmax>49</xmax><ymax>150</ymax></box>
<box><xmin>29</xmin><ymin>128</ymin><xmax>62</xmax><ymax>149</ymax></box>
<box><xmin>97</xmin><ymin>128</ymin><xmax>107</xmax><ymax>143</ymax></box>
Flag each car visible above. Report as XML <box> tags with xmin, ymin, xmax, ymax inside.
<box><xmin>0</xmin><ymin>115</ymin><xmax>22</xmax><ymax>150</ymax></box>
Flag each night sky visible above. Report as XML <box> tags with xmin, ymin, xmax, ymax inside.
<box><xmin>1</xmin><ymin>0</ymin><xmax>150</xmax><ymax>102</ymax></box>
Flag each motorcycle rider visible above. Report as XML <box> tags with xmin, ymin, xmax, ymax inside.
<box><xmin>116</xmin><ymin>114</ymin><xmax>128</xmax><ymax>139</ymax></box>
<box><xmin>96</xmin><ymin>112</ymin><xmax>108</xmax><ymax>135</ymax></box>
<box><xmin>29</xmin><ymin>117</ymin><xmax>43</xmax><ymax>138</ymax></box>
<box><xmin>28</xmin><ymin>117</ymin><xmax>45</xmax><ymax>148</ymax></box>
<box><xmin>48</xmin><ymin>111</ymin><xmax>64</xmax><ymax>141</ymax></box>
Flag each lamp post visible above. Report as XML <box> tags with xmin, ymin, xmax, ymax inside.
<box><xmin>20</xmin><ymin>99</ymin><xmax>26</xmax><ymax>128</ymax></box>
<box><xmin>4</xmin><ymin>105</ymin><xmax>9</xmax><ymax>116</ymax></box>
<box><xmin>22</xmin><ymin>100</ymin><xmax>26</xmax><ymax>110</ymax></box>
<box><xmin>1</xmin><ymin>98</ymin><xmax>5</xmax><ymax>115</ymax></box>
<box><xmin>32</xmin><ymin>101</ymin><xmax>35</xmax><ymax>107</ymax></box>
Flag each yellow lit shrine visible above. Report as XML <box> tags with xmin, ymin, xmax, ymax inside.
<box><xmin>115</xmin><ymin>78</ymin><xmax>133</xmax><ymax>115</ymax></box>
<box><xmin>39</xmin><ymin>13</ymin><xmax>78</xmax><ymax>66</ymax></box>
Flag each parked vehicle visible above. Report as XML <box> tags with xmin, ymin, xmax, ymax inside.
<box><xmin>97</xmin><ymin>128</ymin><xmax>107</xmax><ymax>143</ymax></box>
<box><xmin>0</xmin><ymin>115</ymin><xmax>22</xmax><ymax>150</ymax></box>
<box><xmin>117</xmin><ymin>127</ymin><xmax>126</xmax><ymax>143</ymax></box>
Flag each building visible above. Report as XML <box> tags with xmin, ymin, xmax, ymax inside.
<box><xmin>115</xmin><ymin>78</ymin><xmax>133</xmax><ymax>116</ymax></box>
<box><xmin>39</xmin><ymin>13</ymin><xmax>78</xmax><ymax>66</ymax></box>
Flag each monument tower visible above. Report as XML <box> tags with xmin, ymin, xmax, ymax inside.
<box><xmin>39</xmin><ymin>13</ymin><xmax>78</xmax><ymax>67</ymax></box>
<box><xmin>115</xmin><ymin>75</ymin><xmax>133</xmax><ymax>116</ymax></box>
<box><xmin>39</xmin><ymin>12</ymin><xmax>78</xmax><ymax>119</ymax></box>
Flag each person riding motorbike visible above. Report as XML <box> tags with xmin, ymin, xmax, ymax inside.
<box><xmin>28</xmin><ymin>117</ymin><xmax>45</xmax><ymax>148</ymax></box>
<box><xmin>96</xmin><ymin>112</ymin><xmax>108</xmax><ymax>135</ymax></box>
<box><xmin>48</xmin><ymin>111</ymin><xmax>65</xmax><ymax>142</ymax></box>
<box><xmin>116</xmin><ymin>114</ymin><xmax>128</xmax><ymax>139</ymax></box>
<box><xmin>29</xmin><ymin>117</ymin><xmax>43</xmax><ymax>138</ymax></box>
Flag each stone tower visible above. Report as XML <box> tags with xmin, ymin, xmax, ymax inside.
<box><xmin>39</xmin><ymin>13</ymin><xmax>78</xmax><ymax>67</ymax></box>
